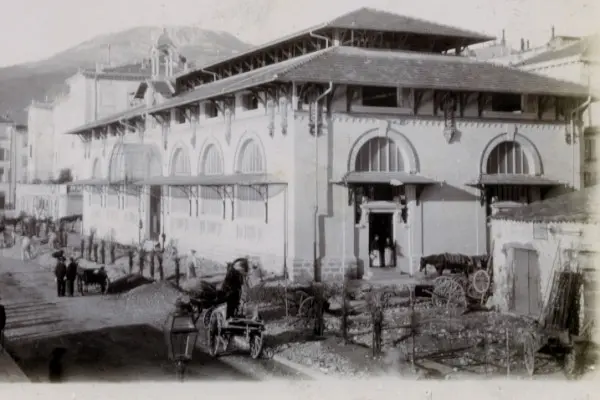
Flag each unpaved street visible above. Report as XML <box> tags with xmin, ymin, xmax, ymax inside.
<box><xmin>0</xmin><ymin>255</ymin><xmax>304</xmax><ymax>382</ymax></box>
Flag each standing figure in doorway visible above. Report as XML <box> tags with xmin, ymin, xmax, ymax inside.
<box><xmin>384</xmin><ymin>238</ymin><xmax>395</xmax><ymax>267</ymax></box>
<box><xmin>370</xmin><ymin>235</ymin><xmax>385</xmax><ymax>268</ymax></box>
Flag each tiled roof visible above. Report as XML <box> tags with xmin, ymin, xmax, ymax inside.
<box><xmin>492</xmin><ymin>185</ymin><xmax>600</xmax><ymax>224</ymax></box>
<box><xmin>177</xmin><ymin>7</ymin><xmax>494</xmax><ymax>80</ymax></box>
<box><xmin>66</xmin><ymin>45</ymin><xmax>591</xmax><ymax>135</ymax></box>
<box><xmin>279</xmin><ymin>46</ymin><xmax>590</xmax><ymax>96</ymax></box>
<box><xmin>516</xmin><ymin>35</ymin><xmax>598</xmax><ymax>66</ymax></box>
<box><xmin>467</xmin><ymin>174</ymin><xmax>565</xmax><ymax>186</ymax></box>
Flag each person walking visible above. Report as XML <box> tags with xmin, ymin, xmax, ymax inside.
<box><xmin>65</xmin><ymin>257</ymin><xmax>78</xmax><ymax>297</ymax></box>
<box><xmin>54</xmin><ymin>257</ymin><xmax>67</xmax><ymax>297</ymax></box>
<box><xmin>21</xmin><ymin>234</ymin><xmax>33</xmax><ymax>261</ymax></box>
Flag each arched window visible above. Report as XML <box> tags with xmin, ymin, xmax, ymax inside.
<box><xmin>198</xmin><ymin>144</ymin><xmax>224</xmax><ymax>216</ymax></box>
<box><xmin>236</xmin><ymin>139</ymin><xmax>265</xmax><ymax>219</ymax></box>
<box><xmin>169</xmin><ymin>147</ymin><xmax>191</xmax><ymax>215</ymax></box>
<box><xmin>238</xmin><ymin>139</ymin><xmax>264</xmax><ymax>173</ymax></box>
<box><xmin>486</xmin><ymin>141</ymin><xmax>530</xmax><ymax>175</ymax></box>
<box><xmin>352</xmin><ymin>136</ymin><xmax>407</xmax><ymax>223</ymax></box>
<box><xmin>355</xmin><ymin>137</ymin><xmax>405</xmax><ymax>172</ymax></box>
<box><xmin>486</xmin><ymin>141</ymin><xmax>532</xmax><ymax>202</ymax></box>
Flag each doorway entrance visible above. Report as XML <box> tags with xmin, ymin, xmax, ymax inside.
<box><xmin>368</xmin><ymin>211</ymin><xmax>394</xmax><ymax>268</ymax></box>
<box><xmin>149</xmin><ymin>185</ymin><xmax>162</xmax><ymax>241</ymax></box>
<box><xmin>512</xmin><ymin>248</ymin><xmax>541</xmax><ymax>316</ymax></box>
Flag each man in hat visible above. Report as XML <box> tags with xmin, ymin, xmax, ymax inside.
<box><xmin>54</xmin><ymin>256</ymin><xmax>67</xmax><ymax>297</ymax></box>
<box><xmin>220</xmin><ymin>258</ymin><xmax>249</xmax><ymax>319</ymax></box>
<box><xmin>65</xmin><ymin>257</ymin><xmax>78</xmax><ymax>297</ymax></box>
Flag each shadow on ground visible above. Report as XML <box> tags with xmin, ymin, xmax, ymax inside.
<box><xmin>7</xmin><ymin>323</ymin><xmax>255</xmax><ymax>382</ymax></box>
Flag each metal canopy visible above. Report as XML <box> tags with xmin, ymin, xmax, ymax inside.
<box><xmin>466</xmin><ymin>174</ymin><xmax>564</xmax><ymax>187</ymax></box>
<box><xmin>333</xmin><ymin>171</ymin><xmax>436</xmax><ymax>186</ymax></box>
<box><xmin>135</xmin><ymin>173</ymin><xmax>287</xmax><ymax>187</ymax></box>
<box><xmin>67</xmin><ymin>178</ymin><xmax>110</xmax><ymax>186</ymax></box>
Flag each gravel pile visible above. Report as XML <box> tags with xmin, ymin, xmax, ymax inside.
<box><xmin>277</xmin><ymin>341</ymin><xmax>363</xmax><ymax>377</ymax></box>
<box><xmin>120</xmin><ymin>281</ymin><xmax>181</xmax><ymax>316</ymax></box>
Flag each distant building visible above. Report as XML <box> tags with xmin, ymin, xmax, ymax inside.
<box><xmin>66</xmin><ymin>8</ymin><xmax>590</xmax><ymax>282</ymax></box>
<box><xmin>0</xmin><ymin>117</ymin><xmax>27</xmax><ymax>208</ymax></box>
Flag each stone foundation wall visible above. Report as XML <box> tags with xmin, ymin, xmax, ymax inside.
<box><xmin>291</xmin><ymin>257</ymin><xmax>360</xmax><ymax>283</ymax></box>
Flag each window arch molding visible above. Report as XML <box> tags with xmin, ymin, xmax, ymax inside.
<box><xmin>233</xmin><ymin>133</ymin><xmax>267</xmax><ymax>173</ymax></box>
<box><xmin>168</xmin><ymin>142</ymin><xmax>192</xmax><ymax>176</ymax></box>
<box><xmin>347</xmin><ymin>128</ymin><xmax>419</xmax><ymax>173</ymax></box>
<box><xmin>480</xmin><ymin>132</ymin><xmax>543</xmax><ymax>175</ymax></box>
<box><xmin>198</xmin><ymin>137</ymin><xmax>225</xmax><ymax>175</ymax></box>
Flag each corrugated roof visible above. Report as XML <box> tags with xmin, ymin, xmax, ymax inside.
<box><xmin>279</xmin><ymin>46</ymin><xmax>590</xmax><ymax>96</ymax></box>
<box><xmin>176</xmin><ymin>7</ymin><xmax>494</xmax><ymax>81</ymax></box>
<box><xmin>492</xmin><ymin>185</ymin><xmax>600</xmax><ymax>224</ymax></box>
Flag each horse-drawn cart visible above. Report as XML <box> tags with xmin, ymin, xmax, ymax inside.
<box><xmin>186</xmin><ymin>285</ymin><xmax>267</xmax><ymax>360</ymax></box>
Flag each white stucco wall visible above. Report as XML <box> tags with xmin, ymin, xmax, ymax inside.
<box><xmin>16</xmin><ymin>183</ymin><xmax>83</xmax><ymax>220</ymax></box>
<box><xmin>490</xmin><ymin>218</ymin><xmax>599</xmax><ymax>334</ymax></box>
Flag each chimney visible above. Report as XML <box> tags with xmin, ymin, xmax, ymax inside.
<box><xmin>551</xmin><ymin>25</ymin><xmax>555</xmax><ymax>39</ymax></box>
<box><xmin>520</xmin><ymin>38</ymin><xmax>525</xmax><ymax>52</ymax></box>
<box><xmin>501</xmin><ymin>29</ymin><xmax>506</xmax><ymax>45</ymax></box>
<box><xmin>107</xmin><ymin>44</ymin><xmax>111</xmax><ymax>66</ymax></box>
<box><xmin>526</xmin><ymin>40</ymin><xmax>530</xmax><ymax>50</ymax></box>
<box><xmin>95</xmin><ymin>63</ymin><xmax>102</xmax><ymax>73</ymax></box>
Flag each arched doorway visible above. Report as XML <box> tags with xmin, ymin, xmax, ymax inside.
<box><xmin>350</xmin><ymin>136</ymin><xmax>412</xmax><ymax>273</ymax></box>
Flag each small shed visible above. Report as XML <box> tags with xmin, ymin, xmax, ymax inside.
<box><xmin>489</xmin><ymin>186</ymin><xmax>599</xmax><ymax>335</ymax></box>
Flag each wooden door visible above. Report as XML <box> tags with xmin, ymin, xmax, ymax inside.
<box><xmin>513</xmin><ymin>248</ymin><xmax>541</xmax><ymax>316</ymax></box>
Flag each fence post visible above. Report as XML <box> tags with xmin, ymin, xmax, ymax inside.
<box><xmin>80</xmin><ymin>238</ymin><xmax>85</xmax><ymax>259</ymax></box>
<box><xmin>150</xmin><ymin>250</ymin><xmax>155</xmax><ymax>279</ymax></box>
<box><xmin>313</xmin><ymin>282</ymin><xmax>325</xmax><ymax>337</ymax></box>
<box><xmin>93</xmin><ymin>242</ymin><xmax>98</xmax><ymax>263</ymax></box>
<box><xmin>100</xmin><ymin>240</ymin><xmax>105</xmax><ymax>265</ymax></box>
<box><xmin>110</xmin><ymin>242</ymin><xmax>115</xmax><ymax>264</ymax></box>
<box><xmin>128</xmin><ymin>248</ymin><xmax>134</xmax><ymax>274</ymax></box>
<box><xmin>139</xmin><ymin>248</ymin><xmax>146</xmax><ymax>276</ymax></box>
<box><xmin>157</xmin><ymin>251</ymin><xmax>164</xmax><ymax>281</ymax></box>
<box><xmin>341</xmin><ymin>280</ymin><xmax>349</xmax><ymax>344</ymax></box>
<box><xmin>372</xmin><ymin>303</ymin><xmax>383</xmax><ymax>357</ymax></box>
<box><xmin>174</xmin><ymin>257</ymin><xmax>180</xmax><ymax>289</ymax></box>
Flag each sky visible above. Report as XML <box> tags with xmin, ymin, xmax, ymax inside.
<box><xmin>0</xmin><ymin>0</ymin><xmax>597</xmax><ymax>68</ymax></box>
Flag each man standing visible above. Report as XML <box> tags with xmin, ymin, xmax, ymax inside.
<box><xmin>65</xmin><ymin>257</ymin><xmax>78</xmax><ymax>297</ymax></box>
<box><xmin>187</xmin><ymin>249</ymin><xmax>198</xmax><ymax>280</ymax></box>
<box><xmin>54</xmin><ymin>257</ymin><xmax>67</xmax><ymax>297</ymax></box>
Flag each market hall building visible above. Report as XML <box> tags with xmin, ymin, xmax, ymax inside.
<box><xmin>66</xmin><ymin>8</ymin><xmax>591</xmax><ymax>282</ymax></box>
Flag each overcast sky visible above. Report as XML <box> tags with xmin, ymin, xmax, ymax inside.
<box><xmin>0</xmin><ymin>0</ymin><xmax>597</xmax><ymax>68</ymax></box>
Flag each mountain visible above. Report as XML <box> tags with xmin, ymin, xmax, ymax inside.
<box><xmin>0</xmin><ymin>26</ymin><xmax>252</xmax><ymax>124</ymax></box>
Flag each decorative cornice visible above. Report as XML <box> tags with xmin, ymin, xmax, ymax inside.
<box><xmin>293</xmin><ymin>111</ymin><xmax>566</xmax><ymax>131</ymax></box>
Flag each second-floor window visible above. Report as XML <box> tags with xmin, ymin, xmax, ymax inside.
<box><xmin>0</xmin><ymin>149</ymin><xmax>7</xmax><ymax>161</ymax></box>
<box><xmin>204</xmin><ymin>102</ymin><xmax>218</xmax><ymax>118</ymax></box>
<box><xmin>241</xmin><ymin>93</ymin><xmax>259</xmax><ymax>111</ymax></box>
<box><xmin>0</xmin><ymin>167</ymin><xmax>5</xmax><ymax>182</ymax></box>
<box><xmin>361</xmin><ymin>86</ymin><xmax>398</xmax><ymax>108</ymax></box>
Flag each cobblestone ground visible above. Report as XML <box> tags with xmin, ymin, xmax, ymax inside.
<box><xmin>0</xmin><ymin>255</ymin><xmax>305</xmax><ymax>382</ymax></box>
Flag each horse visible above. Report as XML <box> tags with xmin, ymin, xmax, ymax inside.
<box><xmin>419</xmin><ymin>253</ymin><xmax>478</xmax><ymax>277</ymax></box>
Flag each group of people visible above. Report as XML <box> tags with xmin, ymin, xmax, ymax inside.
<box><xmin>53</xmin><ymin>253</ymin><xmax>79</xmax><ymax>297</ymax></box>
<box><xmin>370</xmin><ymin>235</ymin><xmax>397</xmax><ymax>268</ymax></box>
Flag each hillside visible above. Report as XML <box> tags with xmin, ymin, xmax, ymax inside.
<box><xmin>0</xmin><ymin>26</ymin><xmax>251</xmax><ymax>124</ymax></box>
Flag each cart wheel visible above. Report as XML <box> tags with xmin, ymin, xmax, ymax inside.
<box><xmin>523</xmin><ymin>333</ymin><xmax>536</xmax><ymax>377</ymax></box>
<box><xmin>208</xmin><ymin>311</ymin><xmax>228</xmax><ymax>357</ymax></box>
<box><xmin>432</xmin><ymin>276</ymin><xmax>467</xmax><ymax>310</ymax></box>
<box><xmin>249</xmin><ymin>333</ymin><xmax>263</xmax><ymax>359</ymax></box>
<box><xmin>471</xmin><ymin>270</ymin><xmax>491</xmax><ymax>294</ymax></box>
<box><xmin>298</xmin><ymin>296</ymin><xmax>315</xmax><ymax>318</ymax></box>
